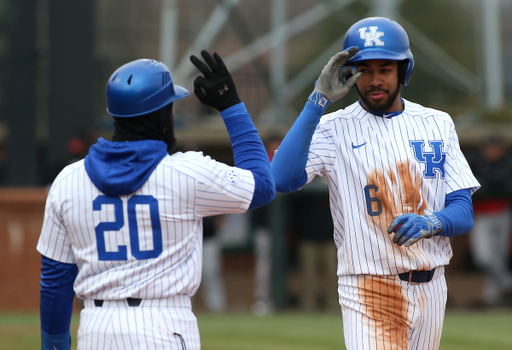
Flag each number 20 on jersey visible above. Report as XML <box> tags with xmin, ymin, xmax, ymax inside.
<box><xmin>93</xmin><ymin>195</ymin><xmax>163</xmax><ymax>261</ymax></box>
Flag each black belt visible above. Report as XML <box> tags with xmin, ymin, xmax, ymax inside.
<box><xmin>398</xmin><ymin>269</ymin><xmax>435</xmax><ymax>284</ymax></box>
<box><xmin>94</xmin><ymin>298</ymin><xmax>142</xmax><ymax>307</ymax></box>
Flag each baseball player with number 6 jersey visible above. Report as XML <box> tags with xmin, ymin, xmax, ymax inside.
<box><xmin>37</xmin><ymin>50</ymin><xmax>275</xmax><ymax>350</ymax></box>
<box><xmin>271</xmin><ymin>17</ymin><xmax>480</xmax><ymax>350</ymax></box>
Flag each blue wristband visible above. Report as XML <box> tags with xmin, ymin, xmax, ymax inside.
<box><xmin>307</xmin><ymin>90</ymin><xmax>331</xmax><ymax>110</ymax></box>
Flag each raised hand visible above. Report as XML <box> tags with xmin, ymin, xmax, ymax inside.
<box><xmin>314</xmin><ymin>47</ymin><xmax>361</xmax><ymax>103</ymax></box>
<box><xmin>190</xmin><ymin>50</ymin><xmax>241</xmax><ymax>111</ymax></box>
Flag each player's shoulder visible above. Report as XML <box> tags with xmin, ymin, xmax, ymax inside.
<box><xmin>319</xmin><ymin>100</ymin><xmax>363</xmax><ymax>125</ymax></box>
<box><xmin>52</xmin><ymin>159</ymin><xmax>86</xmax><ymax>184</ymax></box>
<box><xmin>403</xmin><ymin>99</ymin><xmax>454</xmax><ymax>124</ymax></box>
<box><xmin>166</xmin><ymin>150</ymin><xmax>213</xmax><ymax>164</ymax></box>
<box><xmin>161</xmin><ymin>150</ymin><xmax>219</xmax><ymax>174</ymax></box>
<box><xmin>46</xmin><ymin>159</ymin><xmax>86</xmax><ymax>196</ymax></box>
<box><xmin>163</xmin><ymin>150</ymin><xmax>250</xmax><ymax>187</ymax></box>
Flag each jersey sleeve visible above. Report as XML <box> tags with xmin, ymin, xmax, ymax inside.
<box><xmin>180</xmin><ymin>152</ymin><xmax>256</xmax><ymax>217</ymax></box>
<box><xmin>304</xmin><ymin>118</ymin><xmax>336</xmax><ymax>184</ymax></box>
<box><xmin>444</xmin><ymin>124</ymin><xmax>480</xmax><ymax>195</ymax></box>
<box><xmin>36</xmin><ymin>184</ymin><xmax>76</xmax><ymax>264</ymax></box>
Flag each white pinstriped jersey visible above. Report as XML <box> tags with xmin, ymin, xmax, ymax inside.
<box><xmin>305</xmin><ymin>99</ymin><xmax>480</xmax><ymax>276</ymax></box>
<box><xmin>37</xmin><ymin>150</ymin><xmax>255</xmax><ymax>301</ymax></box>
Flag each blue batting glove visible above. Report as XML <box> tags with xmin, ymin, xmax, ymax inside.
<box><xmin>386</xmin><ymin>210</ymin><xmax>442</xmax><ymax>247</ymax></box>
<box><xmin>41</xmin><ymin>329</ymin><xmax>71</xmax><ymax>350</ymax></box>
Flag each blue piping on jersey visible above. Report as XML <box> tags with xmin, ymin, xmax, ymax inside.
<box><xmin>85</xmin><ymin>138</ymin><xmax>168</xmax><ymax>196</ymax></box>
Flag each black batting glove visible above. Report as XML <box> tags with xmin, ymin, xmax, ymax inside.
<box><xmin>190</xmin><ymin>50</ymin><xmax>241</xmax><ymax>112</ymax></box>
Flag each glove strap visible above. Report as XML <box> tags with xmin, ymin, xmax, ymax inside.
<box><xmin>424</xmin><ymin>209</ymin><xmax>442</xmax><ymax>235</ymax></box>
<box><xmin>308</xmin><ymin>90</ymin><xmax>331</xmax><ymax>110</ymax></box>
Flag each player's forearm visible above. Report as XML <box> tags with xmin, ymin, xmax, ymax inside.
<box><xmin>220</xmin><ymin>102</ymin><xmax>276</xmax><ymax>209</ymax></box>
<box><xmin>434</xmin><ymin>188</ymin><xmax>474</xmax><ymax>237</ymax></box>
<box><xmin>271</xmin><ymin>101</ymin><xmax>325</xmax><ymax>193</ymax></box>
<box><xmin>40</xmin><ymin>255</ymin><xmax>77</xmax><ymax>348</ymax></box>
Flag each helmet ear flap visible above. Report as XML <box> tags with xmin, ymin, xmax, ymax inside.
<box><xmin>398</xmin><ymin>60</ymin><xmax>408</xmax><ymax>85</ymax></box>
<box><xmin>398</xmin><ymin>60</ymin><xmax>413</xmax><ymax>86</ymax></box>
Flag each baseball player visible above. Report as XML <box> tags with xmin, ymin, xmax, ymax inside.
<box><xmin>37</xmin><ymin>50</ymin><xmax>275</xmax><ymax>350</ymax></box>
<box><xmin>271</xmin><ymin>17</ymin><xmax>480</xmax><ymax>350</ymax></box>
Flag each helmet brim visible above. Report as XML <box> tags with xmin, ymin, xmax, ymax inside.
<box><xmin>107</xmin><ymin>84</ymin><xmax>189</xmax><ymax>118</ymax></box>
<box><xmin>348</xmin><ymin>49</ymin><xmax>411</xmax><ymax>64</ymax></box>
<box><xmin>171</xmin><ymin>85</ymin><xmax>189</xmax><ymax>103</ymax></box>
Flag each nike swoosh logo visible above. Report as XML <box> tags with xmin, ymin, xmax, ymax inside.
<box><xmin>383</xmin><ymin>113</ymin><xmax>393</xmax><ymax>118</ymax></box>
<box><xmin>351</xmin><ymin>142</ymin><xmax>367</xmax><ymax>149</ymax></box>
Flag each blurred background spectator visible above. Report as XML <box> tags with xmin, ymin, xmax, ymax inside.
<box><xmin>250</xmin><ymin>134</ymin><xmax>282</xmax><ymax>315</ymax></box>
<box><xmin>289</xmin><ymin>178</ymin><xmax>338</xmax><ymax>312</ymax></box>
<box><xmin>200</xmin><ymin>215</ymin><xmax>227</xmax><ymax>313</ymax></box>
<box><xmin>467</xmin><ymin>132</ymin><xmax>512</xmax><ymax>307</ymax></box>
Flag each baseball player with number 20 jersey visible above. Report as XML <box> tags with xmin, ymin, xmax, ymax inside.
<box><xmin>272</xmin><ymin>17</ymin><xmax>480</xmax><ymax>350</ymax></box>
<box><xmin>37</xmin><ymin>50</ymin><xmax>275</xmax><ymax>350</ymax></box>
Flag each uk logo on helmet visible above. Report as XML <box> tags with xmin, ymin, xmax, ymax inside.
<box><xmin>358</xmin><ymin>26</ymin><xmax>385</xmax><ymax>47</ymax></box>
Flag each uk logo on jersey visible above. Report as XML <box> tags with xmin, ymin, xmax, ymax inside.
<box><xmin>410</xmin><ymin>140</ymin><xmax>446</xmax><ymax>179</ymax></box>
<box><xmin>358</xmin><ymin>26</ymin><xmax>385</xmax><ymax>47</ymax></box>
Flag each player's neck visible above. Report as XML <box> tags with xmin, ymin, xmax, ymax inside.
<box><xmin>360</xmin><ymin>97</ymin><xmax>404</xmax><ymax>115</ymax></box>
<box><xmin>388</xmin><ymin>96</ymin><xmax>404</xmax><ymax>112</ymax></box>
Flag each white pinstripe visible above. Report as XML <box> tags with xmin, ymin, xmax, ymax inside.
<box><xmin>37</xmin><ymin>150</ymin><xmax>255</xmax><ymax>349</ymax></box>
<box><xmin>339</xmin><ymin>267</ymin><xmax>447</xmax><ymax>350</ymax></box>
<box><xmin>78</xmin><ymin>300</ymin><xmax>199</xmax><ymax>350</ymax></box>
<box><xmin>306</xmin><ymin>99</ymin><xmax>479</xmax><ymax>276</ymax></box>
<box><xmin>302</xmin><ymin>99</ymin><xmax>478</xmax><ymax>350</ymax></box>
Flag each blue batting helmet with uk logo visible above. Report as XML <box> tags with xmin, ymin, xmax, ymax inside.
<box><xmin>343</xmin><ymin>17</ymin><xmax>414</xmax><ymax>86</ymax></box>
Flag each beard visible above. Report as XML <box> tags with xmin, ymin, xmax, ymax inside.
<box><xmin>356</xmin><ymin>82</ymin><xmax>400</xmax><ymax>114</ymax></box>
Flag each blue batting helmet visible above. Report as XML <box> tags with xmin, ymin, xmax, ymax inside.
<box><xmin>343</xmin><ymin>17</ymin><xmax>414</xmax><ymax>86</ymax></box>
<box><xmin>106</xmin><ymin>59</ymin><xmax>189</xmax><ymax>117</ymax></box>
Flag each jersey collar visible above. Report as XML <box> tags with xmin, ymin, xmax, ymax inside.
<box><xmin>358</xmin><ymin>98</ymin><xmax>405</xmax><ymax>119</ymax></box>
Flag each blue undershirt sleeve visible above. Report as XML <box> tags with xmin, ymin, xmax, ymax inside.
<box><xmin>220</xmin><ymin>102</ymin><xmax>275</xmax><ymax>210</ymax></box>
<box><xmin>435</xmin><ymin>188</ymin><xmax>474</xmax><ymax>237</ymax></box>
<box><xmin>271</xmin><ymin>102</ymin><xmax>325</xmax><ymax>193</ymax></box>
<box><xmin>40</xmin><ymin>255</ymin><xmax>77</xmax><ymax>350</ymax></box>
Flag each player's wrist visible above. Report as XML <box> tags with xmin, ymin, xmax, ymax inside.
<box><xmin>424</xmin><ymin>209</ymin><xmax>442</xmax><ymax>236</ymax></box>
<box><xmin>308</xmin><ymin>90</ymin><xmax>331</xmax><ymax>111</ymax></box>
<box><xmin>219</xmin><ymin>101</ymin><xmax>246</xmax><ymax>121</ymax></box>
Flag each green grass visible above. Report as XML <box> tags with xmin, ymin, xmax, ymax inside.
<box><xmin>198</xmin><ymin>312</ymin><xmax>344</xmax><ymax>350</ymax></box>
<box><xmin>439</xmin><ymin>311</ymin><xmax>512</xmax><ymax>350</ymax></box>
<box><xmin>1</xmin><ymin>310</ymin><xmax>512</xmax><ymax>349</ymax></box>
